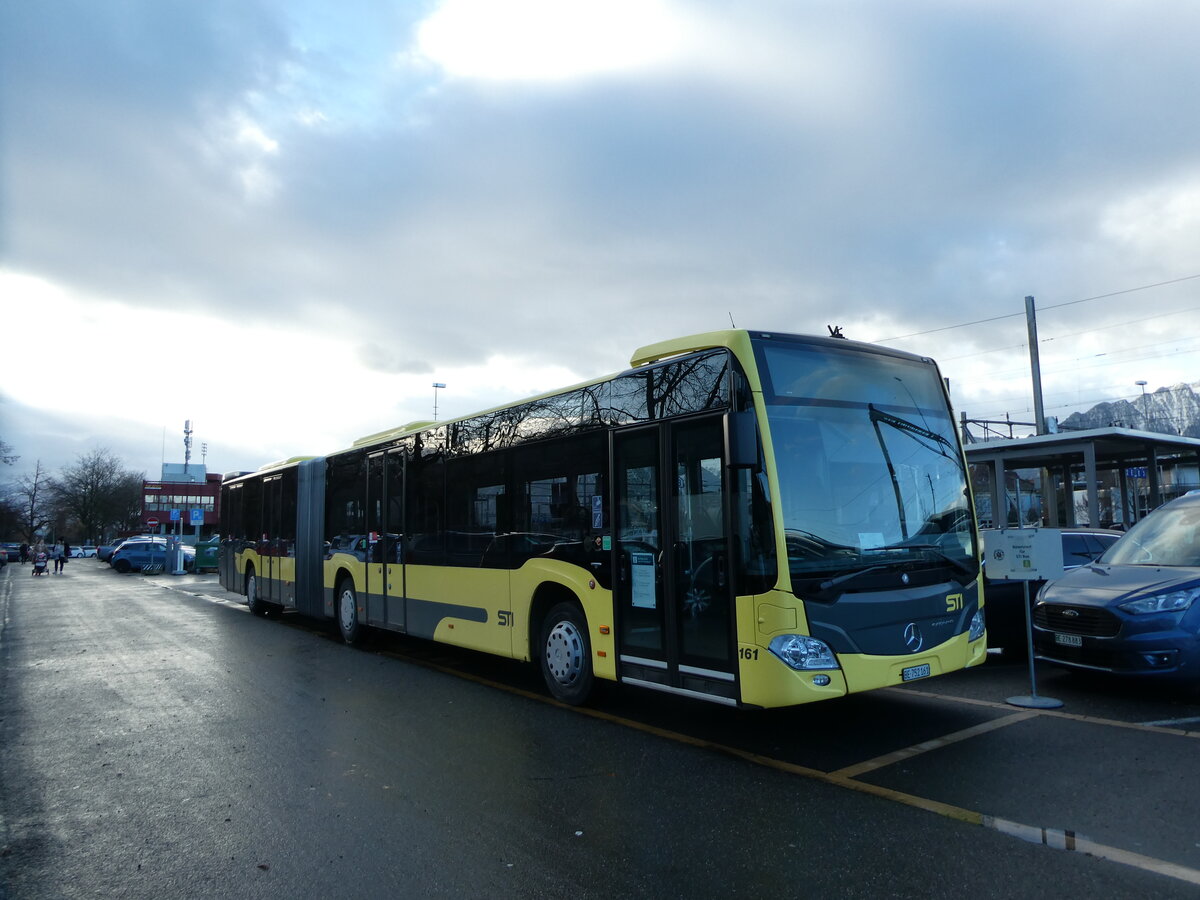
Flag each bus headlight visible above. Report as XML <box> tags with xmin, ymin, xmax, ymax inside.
<box><xmin>969</xmin><ymin>610</ymin><xmax>985</xmax><ymax>642</ymax></box>
<box><xmin>768</xmin><ymin>635</ymin><xmax>838</xmax><ymax>670</ymax></box>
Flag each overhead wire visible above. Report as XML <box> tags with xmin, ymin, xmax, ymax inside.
<box><xmin>881</xmin><ymin>273</ymin><xmax>1200</xmax><ymax>431</ymax></box>
<box><xmin>877</xmin><ymin>272</ymin><xmax>1200</xmax><ymax>343</ymax></box>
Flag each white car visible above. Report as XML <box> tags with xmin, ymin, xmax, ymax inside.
<box><xmin>72</xmin><ymin>545</ymin><xmax>98</xmax><ymax>558</ymax></box>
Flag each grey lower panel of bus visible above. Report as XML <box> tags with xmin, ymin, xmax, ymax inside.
<box><xmin>328</xmin><ymin>587</ymin><xmax>488</xmax><ymax>639</ymax></box>
<box><xmin>294</xmin><ymin>458</ymin><xmax>326</xmax><ymax>618</ymax></box>
<box><xmin>401</xmin><ymin>596</ymin><xmax>487</xmax><ymax>640</ymax></box>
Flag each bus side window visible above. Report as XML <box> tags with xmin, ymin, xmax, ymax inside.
<box><xmin>406</xmin><ymin>440</ymin><xmax>446</xmax><ymax>565</ymax></box>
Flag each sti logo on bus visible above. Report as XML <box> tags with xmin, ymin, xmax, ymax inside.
<box><xmin>945</xmin><ymin>593</ymin><xmax>964</xmax><ymax>613</ymax></box>
<box><xmin>497</xmin><ymin>610</ymin><xmax>514</xmax><ymax>627</ymax></box>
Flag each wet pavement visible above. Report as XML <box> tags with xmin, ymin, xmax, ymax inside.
<box><xmin>2</xmin><ymin>560</ymin><xmax>1198</xmax><ymax>897</ymax></box>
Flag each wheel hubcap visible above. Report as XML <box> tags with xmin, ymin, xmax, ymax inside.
<box><xmin>545</xmin><ymin>620</ymin><xmax>583</xmax><ymax>686</ymax></box>
<box><xmin>340</xmin><ymin>590</ymin><xmax>355</xmax><ymax>631</ymax></box>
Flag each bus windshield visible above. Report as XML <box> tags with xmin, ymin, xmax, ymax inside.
<box><xmin>754</xmin><ymin>339</ymin><xmax>978</xmax><ymax>589</ymax></box>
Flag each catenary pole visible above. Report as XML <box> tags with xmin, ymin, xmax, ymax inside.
<box><xmin>1026</xmin><ymin>295</ymin><xmax>1046</xmax><ymax>434</ymax></box>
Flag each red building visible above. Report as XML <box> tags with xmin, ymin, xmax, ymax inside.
<box><xmin>142</xmin><ymin>465</ymin><xmax>222</xmax><ymax>535</ymax></box>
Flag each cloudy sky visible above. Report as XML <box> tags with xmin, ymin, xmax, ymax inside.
<box><xmin>3</xmin><ymin>0</ymin><xmax>1199</xmax><ymax>485</ymax></box>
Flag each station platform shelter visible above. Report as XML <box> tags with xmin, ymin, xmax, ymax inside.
<box><xmin>964</xmin><ymin>427</ymin><xmax>1200</xmax><ymax>530</ymax></box>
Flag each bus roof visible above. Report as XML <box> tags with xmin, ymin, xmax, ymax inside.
<box><xmin>630</xmin><ymin>329</ymin><xmax>753</xmax><ymax>367</ymax></box>
<box><xmin>229</xmin><ymin>329</ymin><xmax>918</xmax><ymax>472</ymax></box>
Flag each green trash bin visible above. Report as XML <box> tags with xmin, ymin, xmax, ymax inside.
<box><xmin>194</xmin><ymin>539</ymin><xmax>219</xmax><ymax>573</ymax></box>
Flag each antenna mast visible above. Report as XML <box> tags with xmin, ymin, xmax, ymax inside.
<box><xmin>183</xmin><ymin>420</ymin><xmax>194</xmax><ymax>475</ymax></box>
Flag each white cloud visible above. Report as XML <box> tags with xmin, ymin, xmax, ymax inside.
<box><xmin>411</xmin><ymin>0</ymin><xmax>700</xmax><ymax>82</ymax></box>
<box><xmin>5</xmin><ymin>0</ymin><xmax>1200</xmax><ymax>477</ymax></box>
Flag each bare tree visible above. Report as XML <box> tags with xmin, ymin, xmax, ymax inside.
<box><xmin>12</xmin><ymin>460</ymin><xmax>54</xmax><ymax>541</ymax></box>
<box><xmin>0</xmin><ymin>438</ymin><xmax>21</xmax><ymax>536</ymax></box>
<box><xmin>0</xmin><ymin>490</ymin><xmax>19</xmax><ymax>538</ymax></box>
<box><xmin>111</xmin><ymin>471</ymin><xmax>146</xmax><ymax>535</ymax></box>
<box><xmin>50</xmin><ymin>449</ymin><xmax>146</xmax><ymax>543</ymax></box>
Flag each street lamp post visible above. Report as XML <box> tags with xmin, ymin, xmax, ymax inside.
<box><xmin>432</xmin><ymin>382</ymin><xmax>446</xmax><ymax>421</ymax></box>
<box><xmin>1136</xmin><ymin>380</ymin><xmax>1149</xmax><ymax>431</ymax></box>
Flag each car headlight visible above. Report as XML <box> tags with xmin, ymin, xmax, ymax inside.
<box><xmin>1118</xmin><ymin>589</ymin><xmax>1199</xmax><ymax>615</ymax></box>
<box><xmin>969</xmin><ymin>610</ymin><xmax>986</xmax><ymax>642</ymax></box>
<box><xmin>768</xmin><ymin>635</ymin><xmax>838</xmax><ymax>670</ymax></box>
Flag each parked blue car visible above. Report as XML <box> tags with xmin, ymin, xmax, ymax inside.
<box><xmin>1033</xmin><ymin>493</ymin><xmax>1200</xmax><ymax>681</ymax></box>
<box><xmin>109</xmin><ymin>540</ymin><xmax>195</xmax><ymax>574</ymax></box>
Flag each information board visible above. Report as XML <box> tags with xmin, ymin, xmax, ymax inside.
<box><xmin>984</xmin><ymin>528</ymin><xmax>1064</xmax><ymax>581</ymax></box>
<box><xmin>629</xmin><ymin>551</ymin><xmax>657</xmax><ymax>608</ymax></box>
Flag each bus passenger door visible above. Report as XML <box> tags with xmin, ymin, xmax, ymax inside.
<box><xmin>613</xmin><ymin>416</ymin><xmax>736</xmax><ymax>703</ymax></box>
<box><xmin>264</xmin><ymin>474</ymin><xmax>283</xmax><ymax>605</ymax></box>
<box><xmin>384</xmin><ymin>449</ymin><xmax>406</xmax><ymax>630</ymax></box>
<box><xmin>365</xmin><ymin>453</ymin><xmax>386</xmax><ymax>626</ymax></box>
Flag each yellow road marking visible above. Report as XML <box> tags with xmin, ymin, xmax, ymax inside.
<box><xmin>830</xmin><ymin>710</ymin><xmax>1037</xmax><ymax>778</ymax></box>
<box><xmin>401</xmin><ymin>656</ymin><xmax>1200</xmax><ymax>886</ymax></box>
<box><xmin>174</xmin><ymin>584</ymin><xmax>1200</xmax><ymax>887</ymax></box>
<box><xmin>986</xmin><ymin>816</ymin><xmax>1200</xmax><ymax>887</ymax></box>
<box><xmin>888</xmin><ymin>686</ymin><xmax>1200</xmax><ymax>738</ymax></box>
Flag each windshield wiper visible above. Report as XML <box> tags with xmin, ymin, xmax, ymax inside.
<box><xmin>789</xmin><ymin>565</ymin><xmax>888</xmax><ymax>603</ymax></box>
<box><xmin>785</xmin><ymin>528</ymin><xmax>857</xmax><ymax>556</ymax></box>
<box><xmin>796</xmin><ymin>546</ymin><xmax>976</xmax><ymax>602</ymax></box>
<box><xmin>868</xmin><ymin>404</ymin><xmax>965</xmax><ymax>541</ymax></box>
<box><xmin>818</xmin><ymin>565</ymin><xmax>889</xmax><ymax>593</ymax></box>
<box><xmin>867</xmin><ymin>404</ymin><xmax>961</xmax><ymax>464</ymax></box>
<box><xmin>885</xmin><ymin>542</ymin><xmax>977</xmax><ymax>584</ymax></box>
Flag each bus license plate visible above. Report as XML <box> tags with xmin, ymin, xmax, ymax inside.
<box><xmin>902</xmin><ymin>663</ymin><xmax>931</xmax><ymax>681</ymax></box>
<box><xmin>1055</xmin><ymin>633</ymin><xmax>1083</xmax><ymax>647</ymax></box>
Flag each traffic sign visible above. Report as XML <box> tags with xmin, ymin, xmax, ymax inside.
<box><xmin>147</xmin><ymin>517</ymin><xmax>159</xmax><ymax>528</ymax></box>
<box><xmin>169</xmin><ymin>509</ymin><xmax>181</xmax><ymax>522</ymax></box>
<box><xmin>189</xmin><ymin>509</ymin><xmax>204</xmax><ymax>525</ymax></box>
<box><xmin>984</xmin><ymin>528</ymin><xmax>1064</xmax><ymax>581</ymax></box>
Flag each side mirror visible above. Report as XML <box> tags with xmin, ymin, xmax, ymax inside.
<box><xmin>727</xmin><ymin>410</ymin><xmax>760</xmax><ymax>470</ymax></box>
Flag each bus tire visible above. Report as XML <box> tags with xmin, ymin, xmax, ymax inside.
<box><xmin>539</xmin><ymin>601</ymin><xmax>594</xmax><ymax>706</ymax></box>
<box><xmin>246</xmin><ymin>569</ymin><xmax>267</xmax><ymax>617</ymax></box>
<box><xmin>337</xmin><ymin>578</ymin><xmax>362</xmax><ymax>646</ymax></box>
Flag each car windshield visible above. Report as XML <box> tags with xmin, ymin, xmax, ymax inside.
<box><xmin>754</xmin><ymin>338</ymin><xmax>978</xmax><ymax>587</ymax></box>
<box><xmin>1102</xmin><ymin>501</ymin><xmax>1200</xmax><ymax>567</ymax></box>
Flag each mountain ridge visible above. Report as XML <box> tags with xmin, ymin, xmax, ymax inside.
<box><xmin>1059</xmin><ymin>380</ymin><xmax>1200</xmax><ymax>438</ymax></box>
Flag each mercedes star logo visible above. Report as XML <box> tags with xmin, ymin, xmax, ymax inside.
<box><xmin>903</xmin><ymin>622</ymin><xmax>924</xmax><ymax>653</ymax></box>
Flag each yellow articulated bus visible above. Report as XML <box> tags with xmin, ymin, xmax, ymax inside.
<box><xmin>219</xmin><ymin>330</ymin><xmax>986</xmax><ymax>708</ymax></box>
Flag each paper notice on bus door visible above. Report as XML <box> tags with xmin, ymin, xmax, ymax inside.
<box><xmin>630</xmin><ymin>551</ymin><xmax>657</xmax><ymax>608</ymax></box>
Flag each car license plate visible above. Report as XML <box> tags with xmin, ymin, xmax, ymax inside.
<box><xmin>902</xmin><ymin>663</ymin><xmax>931</xmax><ymax>681</ymax></box>
<box><xmin>1055</xmin><ymin>633</ymin><xmax>1083</xmax><ymax>647</ymax></box>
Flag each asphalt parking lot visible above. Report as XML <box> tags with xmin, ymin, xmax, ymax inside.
<box><xmin>135</xmin><ymin>564</ymin><xmax>1200</xmax><ymax>887</ymax></box>
<box><xmin>6</xmin><ymin>561</ymin><xmax>1200</xmax><ymax>891</ymax></box>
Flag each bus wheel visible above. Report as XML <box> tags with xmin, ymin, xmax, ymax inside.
<box><xmin>246</xmin><ymin>570</ymin><xmax>267</xmax><ymax>616</ymax></box>
<box><xmin>539</xmin><ymin>601</ymin><xmax>594</xmax><ymax>705</ymax></box>
<box><xmin>337</xmin><ymin>579</ymin><xmax>362</xmax><ymax>645</ymax></box>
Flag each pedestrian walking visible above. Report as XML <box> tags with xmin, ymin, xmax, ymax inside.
<box><xmin>61</xmin><ymin>541</ymin><xmax>72</xmax><ymax>572</ymax></box>
<box><xmin>19</xmin><ymin>542</ymin><xmax>29</xmax><ymax>563</ymax></box>
<box><xmin>52</xmin><ymin>540</ymin><xmax>65</xmax><ymax>573</ymax></box>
